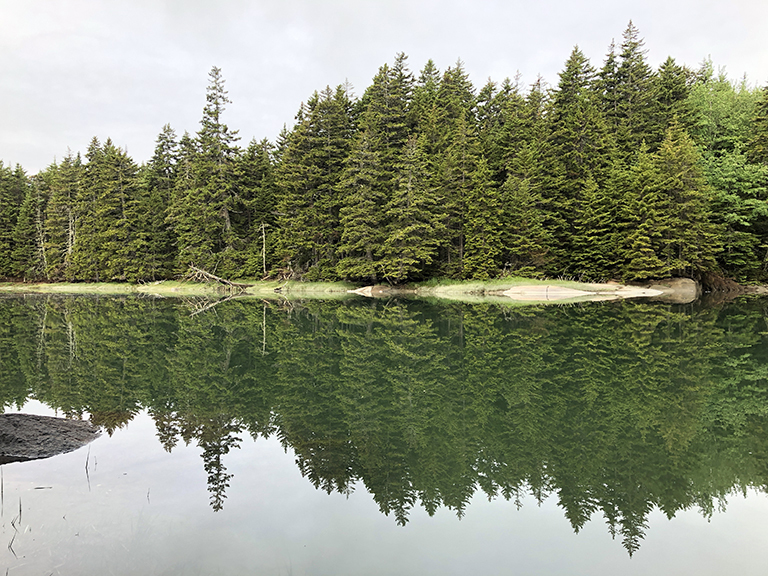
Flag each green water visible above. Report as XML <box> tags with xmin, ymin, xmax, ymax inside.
<box><xmin>2</xmin><ymin>294</ymin><xmax>768</xmax><ymax>574</ymax></box>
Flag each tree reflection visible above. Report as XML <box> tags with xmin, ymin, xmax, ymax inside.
<box><xmin>2</xmin><ymin>294</ymin><xmax>768</xmax><ymax>554</ymax></box>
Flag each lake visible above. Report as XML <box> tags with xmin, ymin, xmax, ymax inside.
<box><xmin>1</xmin><ymin>293</ymin><xmax>768</xmax><ymax>575</ymax></box>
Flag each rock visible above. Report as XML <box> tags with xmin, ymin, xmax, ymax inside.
<box><xmin>644</xmin><ymin>278</ymin><xmax>700</xmax><ymax>304</ymax></box>
<box><xmin>0</xmin><ymin>413</ymin><xmax>100</xmax><ymax>465</ymax></box>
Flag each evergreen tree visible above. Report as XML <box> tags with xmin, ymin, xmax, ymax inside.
<box><xmin>501</xmin><ymin>169</ymin><xmax>550</xmax><ymax>276</ymax></box>
<box><xmin>237</xmin><ymin>138</ymin><xmax>277</xmax><ymax>277</ymax></box>
<box><xmin>70</xmin><ymin>137</ymin><xmax>105</xmax><ymax>279</ymax></box>
<box><xmin>747</xmin><ymin>84</ymin><xmax>768</xmax><ymax>164</ymax></box>
<box><xmin>654</xmin><ymin>121</ymin><xmax>721</xmax><ymax>275</ymax></box>
<box><xmin>620</xmin><ymin>146</ymin><xmax>669</xmax><ymax>280</ymax></box>
<box><xmin>571</xmin><ymin>176</ymin><xmax>618</xmax><ymax>279</ymax></box>
<box><xmin>336</xmin><ymin>127</ymin><xmax>388</xmax><ymax>282</ymax></box>
<box><xmin>11</xmin><ymin>176</ymin><xmax>45</xmax><ymax>279</ymax></box>
<box><xmin>704</xmin><ymin>150</ymin><xmax>768</xmax><ymax>281</ymax></box>
<box><xmin>410</xmin><ymin>59</ymin><xmax>441</xmax><ymax>144</ymax></box>
<box><xmin>462</xmin><ymin>157</ymin><xmax>503</xmax><ymax>279</ymax></box>
<box><xmin>168</xmin><ymin>67</ymin><xmax>242</xmax><ymax>276</ymax></box>
<box><xmin>541</xmin><ymin>46</ymin><xmax>611</xmax><ymax>272</ymax></box>
<box><xmin>600</xmin><ymin>22</ymin><xmax>656</xmax><ymax>156</ymax></box>
<box><xmin>275</xmin><ymin>86</ymin><xmax>355</xmax><ymax>279</ymax></box>
<box><xmin>440</xmin><ymin>111</ymin><xmax>481</xmax><ymax>276</ymax></box>
<box><xmin>0</xmin><ymin>163</ymin><xmax>29</xmax><ymax>278</ymax></box>
<box><xmin>380</xmin><ymin>135</ymin><xmax>447</xmax><ymax>283</ymax></box>
<box><xmin>136</xmin><ymin>124</ymin><xmax>179</xmax><ymax>280</ymax></box>
<box><xmin>651</xmin><ymin>57</ymin><xmax>695</xmax><ymax>138</ymax></box>
<box><xmin>335</xmin><ymin>53</ymin><xmax>417</xmax><ymax>282</ymax></box>
<box><xmin>43</xmin><ymin>152</ymin><xmax>82</xmax><ymax>280</ymax></box>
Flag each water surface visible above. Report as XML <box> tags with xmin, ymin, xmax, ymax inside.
<box><xmin>2</xmin><ymin>294</ymin><xmax>768</xmax><ymax>574</ymax></box>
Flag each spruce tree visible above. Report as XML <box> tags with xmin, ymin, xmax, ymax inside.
<box><xmin>541</xmin><ymin>46</ymin><xmax>611</xmax><ymax>273</ymax></box>
<box><xmin>168</xmin><ymin>67</ymin><xmax>242</xmax><ymax>276</ymax></box>
<box><xmin>651</xmin><ymin>57</ymin><xmax>695</xmax><ymax>138</ymax></box>
<box><xmin>336</xmin><ymin>127</ymin><xmax>388</xmax><ymax>282</ymax></box>
<box><xmin>70</xmin><ymin>137</ymin><xmax>104</xmax><ymax>280</ymax></box>
<box><xmin>237</xmin><ymin>138</ymin><xmax>276</xmax><ymax>278</ymax></box>
<box><xmin>571</xmin><ymin>177</ymin><xmax>617</xmax><ymax>280</ymax></box>
<box><xmin>11</xmin><ymin>176</ymin><xmax>46</xmax><ymax>279</ymax></box>
<box><xmin>275</xmin><ymin>86</ymin><xmax>355</xmax><ymax>279</ymax></box>
<box><xmin>747</xmin><ymin>84</ymin><xmax>768</xmax><ymax>164</ymax></box>
<box><xmin>620</xmin><ymin>146</ymin><xmax>669</xmax><ymax>280</ymax></box>
<box><xmin>704</xmin><ymin>150</ymin><xmax>768</xmax><ymax>281</ymax></box>
<box><xmin>600</xmin><ymin>22</ymin><xmax>656</xmax><ymax>156</ymax></box>
<box><xmin>134</xmin><ymin>124</ymin><xmax>179</xmax><ymax>280</ymax></box>
<box><xmin>462</xmin><ymin>157</ymin><xmax>503</xmax><ymax>279</ymax></box>
<box><xmin>440</xmin><ymin>111</ymin><xmax>481</xmax><ymax>276</ymax></box>
<box><xmin>380</xmin><ymin>135</ymin><xmax>446</xmax><ymax>283</ymax></box>
<box><xmin>654</xmin><ymin>121</ymin><xmax>721</xmax><ymax>275</ymax></box>
<box><xmin>336</xmin><ymin>54</ymin><xmax>417</xmax><ymax>282</ymax></box>
<box><xmin>0</xmin><ymin>163</ymin><xmax>28</xmax><ymax>278</ymax></box>
<box><xmin>43</xmin><ymin>152</ymin><xmax>82</xmax><ymax>280</ymax></box>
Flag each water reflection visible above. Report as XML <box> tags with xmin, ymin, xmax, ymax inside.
<box><xmin>1</xmin><ymin>294</ymin><xmax>768</xmax><ymax>554</ymax></box>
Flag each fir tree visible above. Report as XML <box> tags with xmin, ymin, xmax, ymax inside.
<box><xmin>237</xmin><ymin>138</ymin><xmax>277</xmax><ymax>277</ymax></box>
<box><xmin>462</xmin><ymin>157</ymin><xmax>503</xmax><ymax>279</ymax></box>
<box><xmin>747</xmin><ymin>84</ymin><xmax>768</xmax><ymax>164</ymax></box>
<box><xmin>651</xmin><ymin>57</ymin><xmax>695</xmax><ymax>138</ymax></box>
<box><xmin>11</xmin><ymin>176</ymin><xmax>46</xmax><ymax>279</ymax></box>
<box><xmin>168</xmin><ymin>67</ymin><xmax>242</xmax><ymax>276</ymax></box>
<box><xmin>134</xmin><ymin>124</ymin><xmax>179</xmax><ymax>280</ymax></box>
<box><xmin>70</xmin><ymin>137</ymin><xmax>104</xmax><ymax>280</ymax></box>
<box><xmin>380</xmin><ymin>135</ymin><xmax>446</xmax><ymax>283</ymax></box>
<box><xmin>275</xmin><ymin>86</ymin><xmax>355</xmax><ymax>279</ymax></box>
<box><xmin>620</xmin><ymin>146</ymin><xmax>669</xmax><ymax>280</ymax></box>
<box><xmin>654</xmin><ymin>121</ymin><xmax>721</xmax><ymax>275</ymax></box>
<box><xmin>601</xmin><ymin>22</ymin><xmax>656</xmax><ymax>156</ymax></box>
<box><xmin>0</xmin><ymin>164</ymin><xmax>29</xmax><ymax>278</ymax></box>
<box><xmin>43</xmin><ymin>152</ymin><xmax>82</xmax><ymax>280</ymax></box>
<box><xmin>336</xmin><ymin>127</ymin><xmax>388</xmax><ymax>282</ymax></box>
<box><xmin>541</xmin><ymin>46</ymin><xmax>611</xmax><ymax>272</ymax></box>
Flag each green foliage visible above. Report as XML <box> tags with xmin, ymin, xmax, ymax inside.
<box><xmin>380</xmin><ymin>136</ymin><xmax>447</xmax><ymax>283</ymax></box>
<box><xmin>0</xmin><ymin>163</ymin><xmax>30</xmax><ymax>278</ymax></box>
<box><xmin>3</xmin><ymin>296</ymin><xmax>768</xmax><ymax>556</ymax></box>
<box><xmin>168</xmin><ymin>67</ymin><xmax>243</xmax><ymax>276</ymax></box>
<box><xmin>43</xmin><ymin>152</ymin><xmax>82</xmax><ymax>280</ymax></box>
<box><xmin>688</xmin><ymin>63</ymin><xmax>761</xmax><ymax>156</ymax></box>
<box><xmin>6</xmin><ymin>31</ymin><xmax>768</xmax><ymax>285</ymax></box>
<box><xmin>600</xmin><ymin>21</ymin><xmax>656</xmax><ymax>156</ymax></box>
<box><xmin>703</xmin><ymin>149</ymin><xmax>768</xmax><ymax>280</ymax></box>
<box><xmin>747</xmin><ymin>85</ymin><xmax>768</xmax><ymax>164</ymax></box>
<box><xmin>541</xmin><ymin>46</ymin><xmax>612</xmax><ymax>272</ymax></box>
<box><xmin>336</xmin><ymin>127</ymin><xmax>388</xmax><ymax>281</ymax></box>
<box><xmin>462</xmin><ymin>157</ymin><xmax>503</xmax><ymax>279</ymax></box>
<box><xmin>275</xmin><ymin>86</ymin><xmax>355</xmax><ymax>279</ymax></box>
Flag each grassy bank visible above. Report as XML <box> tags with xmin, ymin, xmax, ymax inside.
<box><xmin>0</xmin><ymin>277</ymin><xmax>685</xmax><ymax>304</ymax></box>
<box><xmin>0</xmin><ymin>279</ymin><xmax>358</xmax><ymax>299</ymax></box>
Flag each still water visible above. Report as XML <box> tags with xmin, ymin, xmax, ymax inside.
<box><xmin>1</xmin><ymin>294</ymin><xmax>768</xmax><ymax>575</ymax></box>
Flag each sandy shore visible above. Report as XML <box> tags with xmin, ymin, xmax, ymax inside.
<box><xmin>0</xmin><ymin>277</ymin><xmax>706</xmax><ymax>304</ymax></box>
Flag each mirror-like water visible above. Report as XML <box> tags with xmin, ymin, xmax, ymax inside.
<box><xmin>2</xmin><ymin>294</ymin><xmax>768</xmax><ymax>574</ymax></box>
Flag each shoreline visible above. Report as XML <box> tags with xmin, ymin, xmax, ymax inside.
<box><xmin>0</xmin><ymin>276</ymin><xmax>730</xmax><ymax>304</ymax></box>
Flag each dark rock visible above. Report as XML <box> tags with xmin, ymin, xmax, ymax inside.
<box><xmin>0</xmin><ymin>413</ymin><xmax>100</xmax><ymax>465</ymax></box>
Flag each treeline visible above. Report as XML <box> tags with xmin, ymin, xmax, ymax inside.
<box><xmin>2</xmin><ymin>22</ymin><xmax>768</xmax><ymax>284</ymax></box>
<box><xmin>2</xmin><ymin>295</ymin><xmax>768</xmax><ymax>554</ymax></box>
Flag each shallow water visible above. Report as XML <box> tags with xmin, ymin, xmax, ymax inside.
<box><xmin>2</xmin><ymin>295</ymin><xmax>768</xmax><ymax>574</ymax></box>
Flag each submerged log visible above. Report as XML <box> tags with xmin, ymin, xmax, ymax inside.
<box><xmin>0</xmin><ymin>413</ymin><xmax>100</xmax><ymax>465</ymax></box>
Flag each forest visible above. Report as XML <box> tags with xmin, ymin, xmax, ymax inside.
<box><xmin>1</xmin><ymin>22</ymin><xmax>768</xmax><ymax>285</ymax></box>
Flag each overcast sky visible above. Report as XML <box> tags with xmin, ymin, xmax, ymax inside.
<box><xmin>2</xmin><ymin>0</ymin><xmax>767</xmax><ymax>174</ymax></box>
